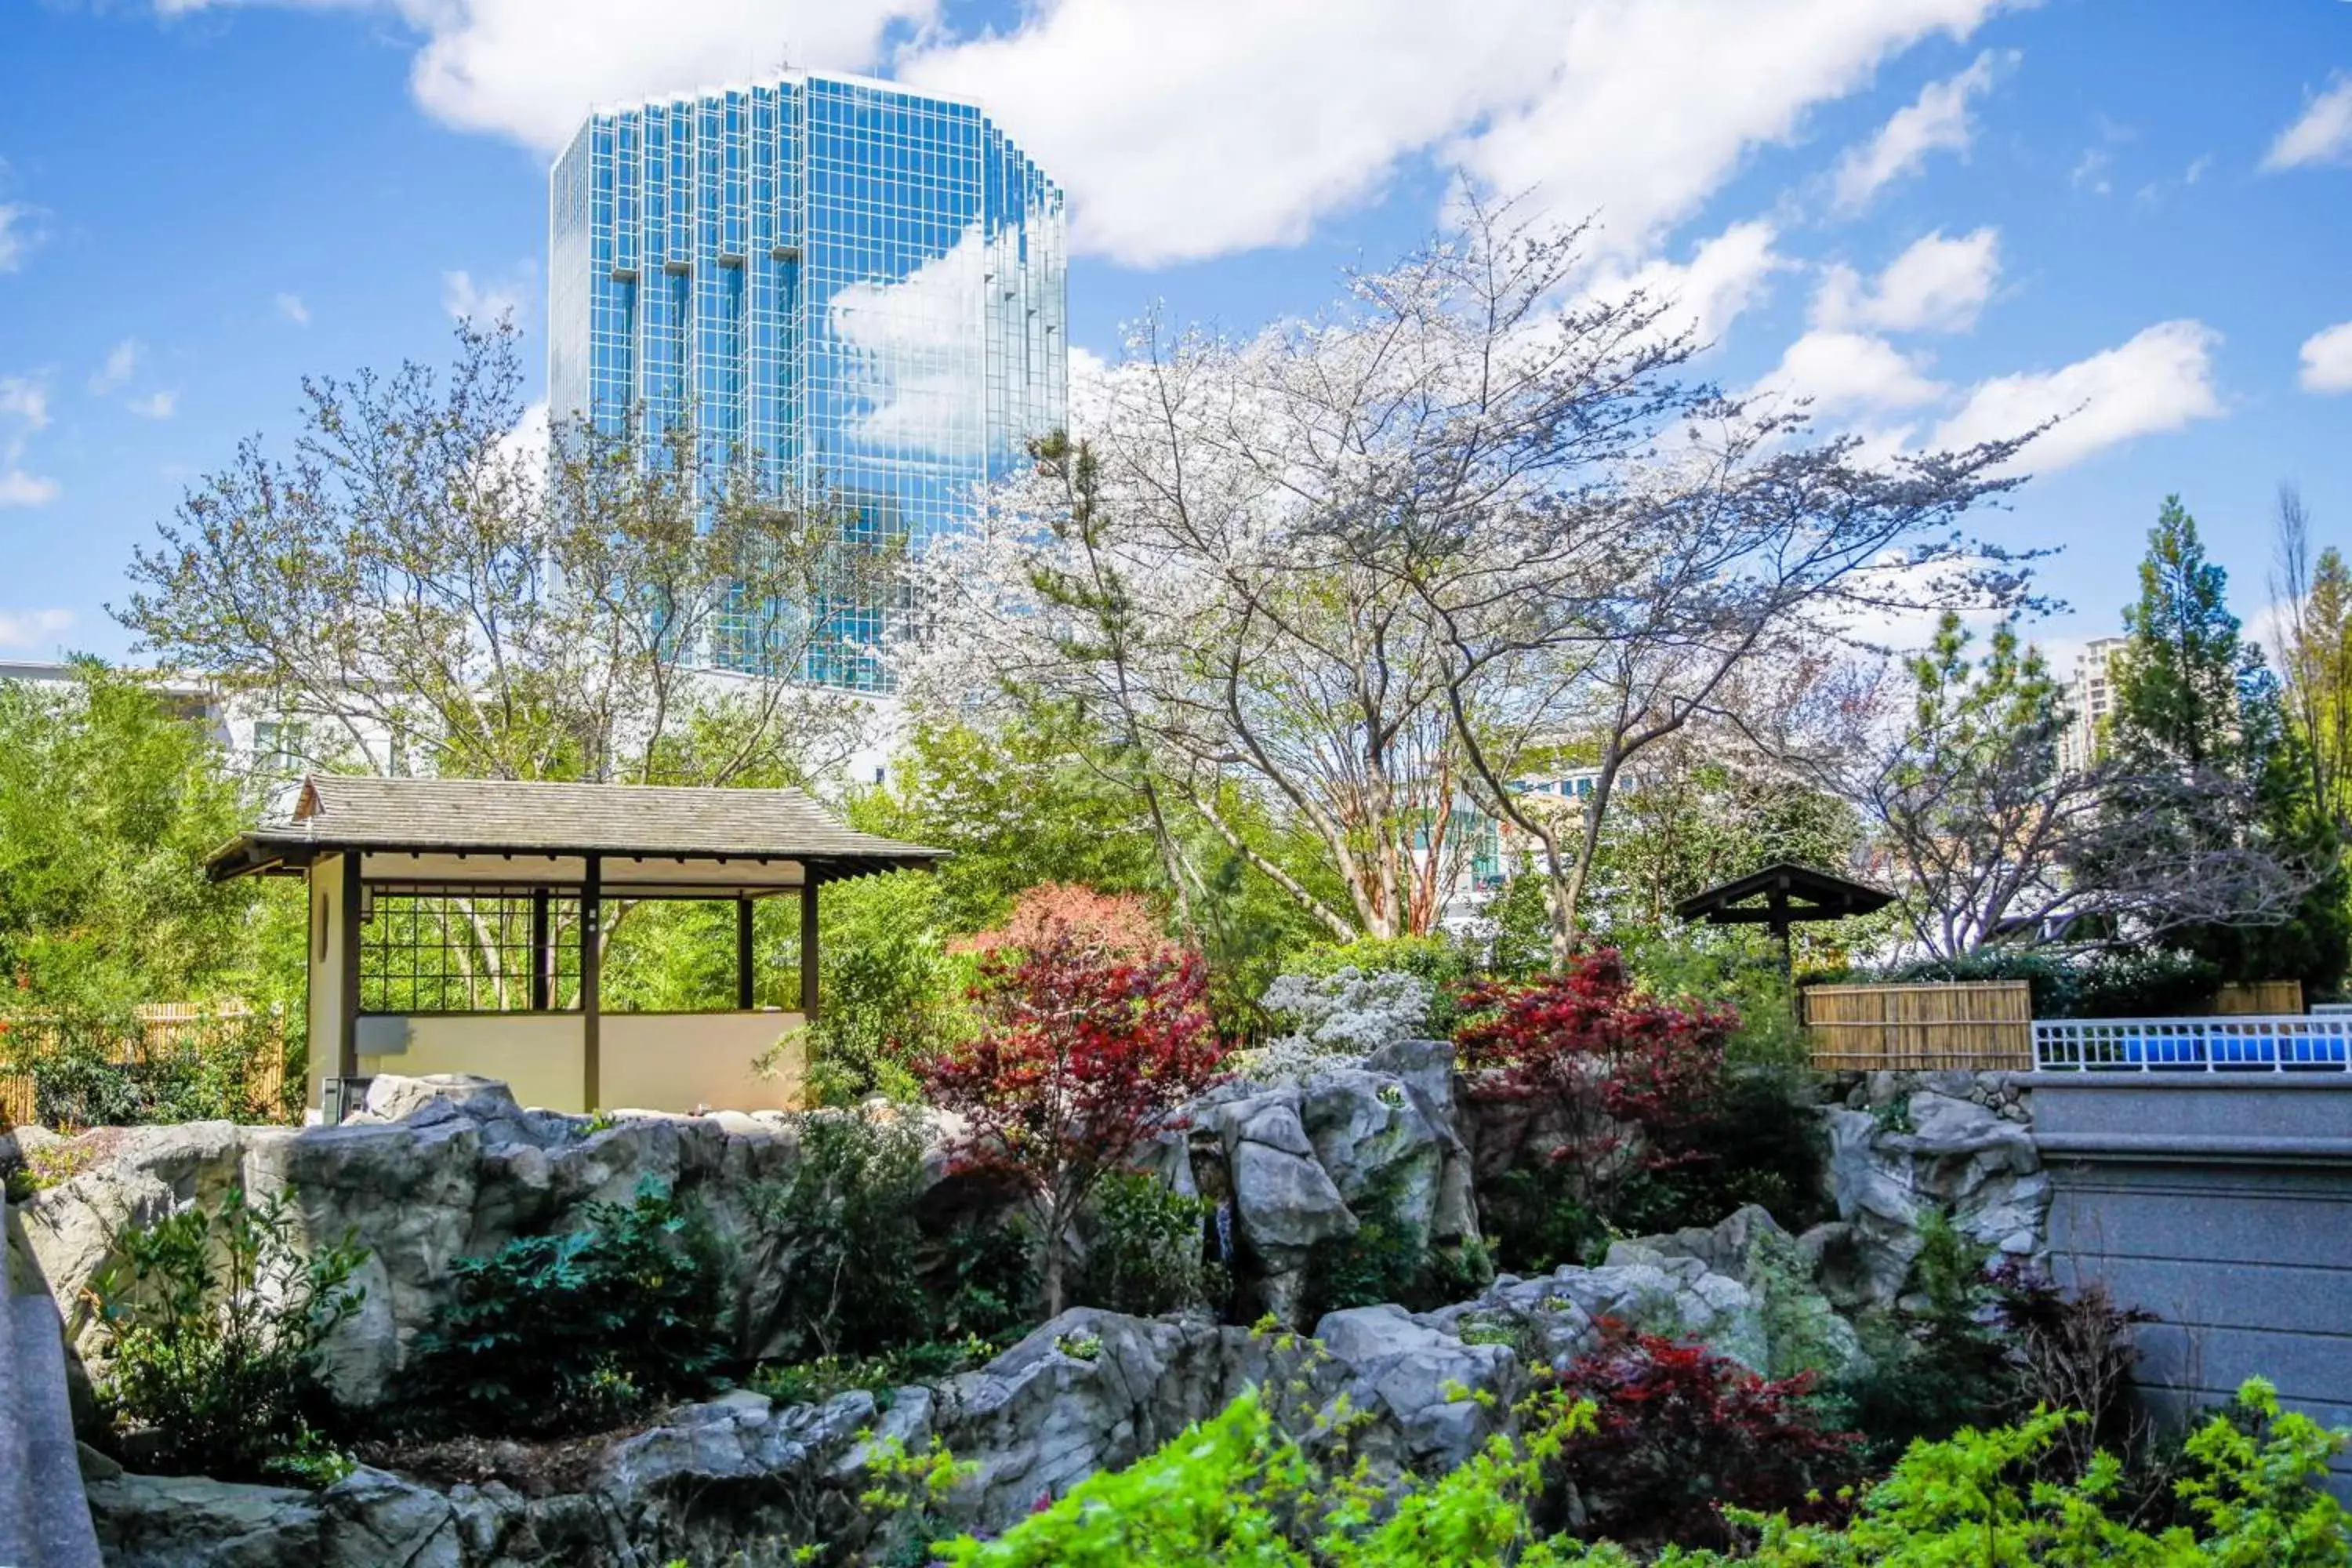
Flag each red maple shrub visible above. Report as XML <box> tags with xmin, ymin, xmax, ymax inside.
<box><xmin>920</xmin><ymin>910</ymin><xmax>1222</xmax><ymax>1315</ymax></box>
<box><xmin>1545</xmin><ymin>1323</ymin><xmax>1860</xmax><ymax>1550</ymax></box>
<box><xmin>1455</xmin><ymin>949</ymin><xmax>1737</xmax><ymax>1230</ymax></box>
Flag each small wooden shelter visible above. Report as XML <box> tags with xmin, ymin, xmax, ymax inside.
<box><xmin>206</xmin><ymin>775</ymin><xmax>944</xmax><ymax>1117</ymax></box>
<box><xmin>1673</xmin><ymin>861</ymin><xmax>1894</xmax><ymax>971</ymax></box>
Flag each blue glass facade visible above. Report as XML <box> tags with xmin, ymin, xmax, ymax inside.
<box><xmin>550</xmin><ymin>71</ymin><xmax>1066</xmax><ymax>688</ymax></box>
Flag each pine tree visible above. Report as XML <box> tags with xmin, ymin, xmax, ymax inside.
<box><xmin>2108</xmin><ymin>498</ymin><xmax>2347</xmax><ymax>990</ymax></box>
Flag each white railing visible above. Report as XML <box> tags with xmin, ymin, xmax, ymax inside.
<box><xmin>2034</xmin><ymin>1014</ymin><xmax>2352</xmax><ymax>1073</ymax></box>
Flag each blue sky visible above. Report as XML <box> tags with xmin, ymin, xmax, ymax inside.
<box><xmin>2</xmin><ymin>0</ymin><xmax>2348</xmax><ymax>666</ymax></box>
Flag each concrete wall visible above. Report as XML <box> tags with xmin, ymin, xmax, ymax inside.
<box><xmin>2031</xmin><ymin>1075</ymin><xmax>2352</xmax><ymax>1492</ymax></box>
<box><xmin>357</xmin><ymin>1011</ymin><xmax>804</xmax><ymax>1114</ymax></box>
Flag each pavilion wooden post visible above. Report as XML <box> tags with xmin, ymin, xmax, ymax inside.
<box><xmin>799</xmin><ymin>875</ymin><xmax>819</xmax><ymax>1022</ymax></box>
<box><xmin>337</xmin><ymin>851</ymin><xmax>362</xmax><ymax>1081</ymax></box>
<box><xmin>735</xmin><ymin>896</ymin><xmax>755</xmax><ymax>1011</ymax></box>
<box><xmin>582</xmin><ymin>854</ymin><xmax>602</xmax><ymax>1110</ymax></box>
<box><xmin>530</xmin><ymin>889</ymin><xmax>552</xmax><ymax>1011</ymax></box>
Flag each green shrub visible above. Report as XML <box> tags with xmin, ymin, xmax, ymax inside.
<box><xmin>906</xmin><ymin>1378</ymin><xmax>2348</xmax><ymax>1566</ymax></box>
<box><xmin>733</xmin><ymin>1108</ymin><xmax>1036</xmax><ymax>1402</ymax></box>
<box><xmin>927</xmin><ymin>1211</ymin><xmax>1038</xmax><ymax>1346</ymax></box>
<box><xmin>1864</xmin><ymin>946</ymin><xmax>2222</xmax><ymax>1019</ymax></box>
<box><xmin>1078</xmin><ymin>1171</ymin><xmax>1222</xmax><ymax>1317</ymax></box>
<box><xmin>3</xmin><ymin>1134</ymin><xmax>103</xmax><ymax>1201</ymax></box>
<box><xmin>1621</xmin><ymin>933</ymin><xmax>1809</xmax><ymax>1069</ymax></box>
<box><xmin>747</xmin><ymin>1336</ymin><xmax>996</xmax><ymax>1410</ymax></box>
<box><xmin>1818</xmin><ymin>1212</ymin><xmax>2010</xmax><ymax>1467</ymax></box>
<box><xmin>1481</xmin><ymin>1156</ymin><xmax>1610</xmax><ymax>1276</ymax></box>
<box><xmin>783</xmin><ymin>871</ymin><xmax>972</xmax><ymax>1106</ymax></box>
<box><xmin>1610</xmin><ymin>1069</ymin><xmax>1831</xmax><ymax>1239</ymax></box>
<box><xmin>15</xmin><ymin>1008</ymin><xmax>286</xmax><ymax>1129</ymax></box>
<box><xmin>91</xmin><ymin>1184</ymin><xmax>365</xmax><ymax>1485</ymax></box>
<box><xmin>742</xmin><ymin>1109</ymin><xmax>936</xmax><ymax>1362</ymax></box>
<box><xmin>399</xmin><ymin>1180</ymin><xmax>724</xmax><ymax>1437</ymax></box>
<box><xmin>1305</xmin><ymin>1167</ymin><xmax>1493</xmax><ymax>1320</ymax></box>
<box><xmin>1690</xmin><ymin>1380</ymin><xmax>2349</xmax><ymax>1566</ymax></box>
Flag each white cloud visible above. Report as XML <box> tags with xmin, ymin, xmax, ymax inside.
<box><xmin>1067</xmin><ymin>343</ymin><xmax>1114</xmax><ymax>429</ymax></box>
<box><xmin>826</xmin><ymin>224</ymin><xmax>988</xmax><ymax>457</ymax></box>
<box><xmin>2300</xmin><ymin>321</ymin><xmax>2352</xmax><ymax>394</ymax></box>
<box><xmin>0</xmin><ymin>472</ymin><xmax>60</xmax><ymax>509</ymax></box>
<box><xmin>0</xmin><ymin>372</ymin><xmax>59</xmax><ymax>507</ymax></box>
<box><xmin>2262</xmin><ymin>72</ymin><xmax>2352</xmax><ymax>172</ymax></box>
<box><xmin>129</xmin><ymin>389</ymin><xmax>179</xmax><ymax>419</ymax></box>
<box><xmin>277</xmin><ymin>292</ymin><xmax>312</xmax><ymax>326</ymax></box>
<box><xmin>495</xmin><ymin>398</ymin><xmax>551</xmax><ymax>498</ymax></box>
<box><xmin>0</xmin><ymin>607</ymin><xmax>74</xmax><ymax>646</ymax></box>
<box><xmin>0</xmin><ymin>201</ymin><xmax>38</xmax><ymax>274</ymax></box>
<box><xmin>0</xmin><ymin>376</ymin><xmax>49</xmax><ymax>432</ymax></box>
<box><xmin>1577</xmin><ymin>220</ymin><xmax>1790</xmax><ymax>351</ymax></box>
<box><xmin>1831</xmin><ymin>49</ymin><xmax>2011</xmax><ymax>214</ymax></box>
<box><xmin>2070</xmin><ymin>147</ymin><xmax>2112</xmax><ymax>194</ymax></box>
<box><xmin>442</xmin><ymin>266</ymin><xmax>530</xmax><ymax>324</ymax></box>
<box><xmin>1758</xmin><ymin>329</ymin><xmax>1945</xmax><ymax>418</ymax></box>
<box><xmin>159</xmin><ymin>0</ymin><xmax>935</xmax><ymax>151</ymax></box>
<box><xmin>1932</xmin><ymin>319</ymin><xmax>2223</xmax><ymax>471</ymax></box>
<box><xmin>1812</xmin><ymin>227</ymin><xmax>2000</xmax><ymax>334</ymax></box>
<box><xmin>89</xmin><ymin>338</ymin><xmax>143</xmax><ymax>396</ymax></box>
<box><xmin>1435</xmin><ymin>1</ymin><xmax>2018</xmax><ymax>263</ymax></box>
<box><xmin>161</xmin><ymin>0</ymin><xmax>2020</xmax><ymax>269</ymax></box>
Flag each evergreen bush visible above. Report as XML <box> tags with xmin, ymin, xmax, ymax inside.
<box><xmin>91</xmin><ymin>1184</ymin><xmax>365</xmax><ymax>1484</ymax></box>
<box><xmin>398</xmin><ymin>1180</ymin><xmax>725</xmax><ymax>1437</ymax></box>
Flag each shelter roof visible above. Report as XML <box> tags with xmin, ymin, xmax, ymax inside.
<box><xmin>205</xmin><ymin>775</ymin><xmax>944</xmax><ymax>891</ymax></box>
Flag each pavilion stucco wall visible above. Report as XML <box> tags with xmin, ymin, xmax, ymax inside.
<box><xmin>355</xmin><ymin>1011</ymin><xmax>804</xmax><ymax>1114</ymax></box>
<box><xmin>304</xmin><ymin>853</ymin><xmax>352</xmax><ymax>1112</ymax></box>
<box><xmin>601</xmin><ymin>1011</ymin><xmax>803</xmax><ymax>1112</ymax></box>
<box><xmin>360</xmin><ymin>1014</ymin><xmax>586</xmax><ymax>1112</ymax></box>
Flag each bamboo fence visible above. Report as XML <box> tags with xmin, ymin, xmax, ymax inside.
<box><xmin>0</xmin><ymin>1002</ymin><xmax>286</xmax><ymax>1129</ymax></box>
<box><xmin>2211</xmin><ymin>981</ymin><xmax>2303</xmax><ymax>1016</ymax></box>
<box><xmin>1801</xmin><ymin>980</ymin><xmax>2034</xmax><ymax>1073</ymax></box>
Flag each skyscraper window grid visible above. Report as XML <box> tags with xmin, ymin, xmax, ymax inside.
<box><xmin>549</xmin><ymin>71</ymin><xmax>1066</xmax><ymax>692</ymax></box>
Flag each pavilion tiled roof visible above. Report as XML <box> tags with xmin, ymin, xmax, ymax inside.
<box><xmin>205</xmin><ymin>774</ymin><xmax>944</xmax><ymax>881</ymax></box>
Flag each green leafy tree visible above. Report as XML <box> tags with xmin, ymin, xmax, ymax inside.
<box><xmin>2271</xmin><ymin>485</ymin><xmax>2352</xmax><ymax>828</ymax></box>
<box><xmin>0</xmin><ymin>663</ymin><xmax>300</xmax><ymax>1023</ymax></box>
<box><xmin>2107</xmin><ymin>499</ymin><xmax>2347</xmax><ymax>989</ymax></box>
<box><xmin>119</xmin><ymin>321</ymin><xmax>884</xmax><ymax>789</ymax></box>
<box><xmin>1590</xmin><ymin>740</ymin><xmax>1867</xmax><ymax>941</ymax></box>
<box><xmin>847</xmin><ymin>712</ymin><xmax>1166</xmax><ymax>936</ymax></box>
<box><xmin>1849</xmin><ymin>612</ymin><xmax>2094</xmax><ymax>957</ymax></box>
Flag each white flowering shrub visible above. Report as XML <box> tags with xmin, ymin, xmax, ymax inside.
<box><xmin>1233</xmin><ymin>967</ymin><xmax>1433</xmax><ymax>1083</ymax></box>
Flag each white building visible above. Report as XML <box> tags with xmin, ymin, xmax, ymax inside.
<box><xmin>2060</xmin><ymin>636</ymin><xmax>2129</xmax><ymax>775</ymax></box>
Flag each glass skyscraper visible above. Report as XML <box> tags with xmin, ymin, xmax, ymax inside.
<box><xmin>548</xmin><ymin>71</ymin><xmax>1066</xmax><ymax>688</ymax></box>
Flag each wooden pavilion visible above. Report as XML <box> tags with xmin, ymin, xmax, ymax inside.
<box><xmin>205</xmin><ymin>775</ymin><xmax>944</xmax><ymax>1118</ymax></box>
<box><xmin>1672</xmin><ymin>861</ymin><xmax>1894</xmax><ymax>972</ymax></box>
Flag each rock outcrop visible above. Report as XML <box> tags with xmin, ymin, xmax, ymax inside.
<box><xmin>12</xmin><ymin>1050</ymin><xmax>1486</xmax><ymax>1414</ymax></box>
<box><xmin>85</xmin><ymin>1237</ymin><xmax>1790</xmax><ymax>1568</ymax></box>
<box><xmin>1809</xmin><ymin>1072</ymin><xmax>2049</xmax><ymax>1311</ymax></box>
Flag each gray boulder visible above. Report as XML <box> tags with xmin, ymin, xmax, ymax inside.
<box><xmin>1816</xmin><ymin>1087</ymin><xmax>2050</xmax><ymax>1311</ymax></box>
<box><xmin>1313</xmin><ymin>1305</ymin><xmax>1517</xmax><ymax>1468</ymax></box>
